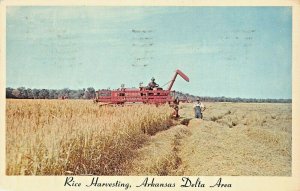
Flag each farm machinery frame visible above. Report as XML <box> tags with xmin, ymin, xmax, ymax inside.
<box><xmin>94</xmin><ymin>69</ymin><xmax>189</xmax><ymax>116</ymax></box>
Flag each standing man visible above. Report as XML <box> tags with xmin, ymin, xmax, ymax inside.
<box><xmin>194</xmin><ymin>98</ymin><xmax>205</xmax><ymax>119</ymax></box>
<box><xmin>173</xmin><ymin>97</ymin><xmax>180</xmax><ymax>118</ymax></box>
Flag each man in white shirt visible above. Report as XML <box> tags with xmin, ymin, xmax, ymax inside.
<box><xmin>193</xmin><ymin>98</ymin><xmax>205</xmax><ymax>119</ymax></box>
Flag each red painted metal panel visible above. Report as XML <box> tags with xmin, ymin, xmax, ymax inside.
<box><xmin>96</xmin><ymin>89</ymin><xmax>174</xmax><ymax>105</ymax></box>
<box><xmin>94</xmin><ymin>69</ymin><xmax>189</xmax><ymax>106</ymax></box>
<box><xmin>176</xmin><ymin>69</ymin><xmax>189</xmax><ymax>82</ymax></box>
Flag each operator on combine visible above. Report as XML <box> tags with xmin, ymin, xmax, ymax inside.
<box><xmin>194</xmin><ymin>98</ymin><xmax>205</xmax><ymax>119</ymax></box>
<box><xmin>147</xmin><ymin>77</ymin><xmax>159</xmax><ymax>90</ymax></box>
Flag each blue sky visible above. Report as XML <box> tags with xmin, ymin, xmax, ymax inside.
<box><xmin>6</xmin><ymin>6</ymin><xmax>292</xmax><ymax>99</ymax></box>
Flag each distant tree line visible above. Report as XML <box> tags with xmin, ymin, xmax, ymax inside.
<box><xmin>6</xmin><ymin>87</ymin><xmax>291</xmax><ymax>103</ymax></box>
<box><xmin>6</xmin><ymin>87</ymin><xmax>96</xmax><ymax>99</ymax></box>
<box><xmin>174</xmin><ymin>91</ymin><xmax>292</xmax><ymax>103</ymax></box>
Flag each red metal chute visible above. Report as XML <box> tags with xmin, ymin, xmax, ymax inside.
<box><xmin>167</xmin><ymin>69</ymin><xmax>189</xmax><ymax>91</ymax></box>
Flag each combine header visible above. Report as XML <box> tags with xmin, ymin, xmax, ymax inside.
<box><xmin>94</xmin><ymin>69</ymin><xmax>189</xmax><ymax>107</ymax></box>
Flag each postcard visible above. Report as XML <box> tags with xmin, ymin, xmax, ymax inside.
<box><xmin>0</xmin><ymin>0</ymin><xmax>299</xmax><ymax>191</ymax></box>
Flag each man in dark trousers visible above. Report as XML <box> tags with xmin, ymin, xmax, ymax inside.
<box><xmin>193</xmin><ymin>98</ymin><xmax>205</xmax><ymax>119</ymax></box>
<box><xmin>173</xmin><ymin>97</ymin><xmax>180</xmax><ymax>118</ymax></box>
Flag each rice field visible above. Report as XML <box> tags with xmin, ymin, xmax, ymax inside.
<box><xmin>129</xmin><ymin>102</ymin><xmax>292</xmax><ymax>176</ymax></box>
<box><xmin>6</xmin><ymin>99</ymin><xmax>173</xmax><ymax>175</ymax></box>
<box><xmin>6</xmin><ymin>99</ymin><xmax>292</xmax><ymax>176</ymax></box>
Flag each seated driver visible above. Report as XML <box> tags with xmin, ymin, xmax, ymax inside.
<box><xmin>147</xmin><ymin>77</ymin><xmax>159</xmax><ymax>90</ymax></box>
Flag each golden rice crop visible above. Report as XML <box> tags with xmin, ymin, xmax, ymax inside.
<box><xmin>127</xmin><ymin>125</ymin><xmax>190</xmax><ymax>176</ymax></box>
<box><xmin>178</xmin><ymin>103</ymin><xmax>292</xmax><ymax>176</ymax></box>
<box><xmin>6</xmin><ymin>100</ymin><xmax>292</xmax><ymax>176</ymax></box>
<box><xmin>127</xmin><ymin>102</ymin><xmax>292</xmax><ymax>176</ymax></box>
<box><xmin>6</xmin><ymin>99</ymin><xmax>173</xmax><ymax>175</ymax></box>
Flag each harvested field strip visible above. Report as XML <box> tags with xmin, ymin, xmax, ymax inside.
<box><xmin>244</xmin><ymin>127</ymin><xmax>291</xmax><ymax>156</ymax></box>
<box><xmin>127</xmin><ymin>125</ymin><xmax>190</xmax><ymax>176</ymax></box>
<box><xmin>176</xmin><ymin>118</ymin><xmax>291</xmax><ymax>176</ymax></box>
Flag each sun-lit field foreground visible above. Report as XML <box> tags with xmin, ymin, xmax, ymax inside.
<box><xmin>6</xmin><ymin>100</ymin><xmax>292</xmax><ymax>176</ymax></box>
<box><xmin>128</xmin><ymin>102</ymin><xmax>292</xmax><ymax>176</ymax></box>
<box><xmin>6</xmin><ymin>99</ymin><xmax>173</xmax><ymax>175</ymax></box>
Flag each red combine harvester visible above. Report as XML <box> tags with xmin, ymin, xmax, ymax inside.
<box><xmin>95</xmin><ymin>69</ymin><xmax>189</xmax><ymax>106</ymax></box>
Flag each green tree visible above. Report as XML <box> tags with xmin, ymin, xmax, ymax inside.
<box><xmin>38</xmin><ymin>89</ymin><xmax>49</xmax><ymax>99</ymax></box>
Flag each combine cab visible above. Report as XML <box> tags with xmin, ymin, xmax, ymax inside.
<box><xmin>95</xmin><ymin>69</ymin><xmax>189</xmax><ymax>106</ymax></box>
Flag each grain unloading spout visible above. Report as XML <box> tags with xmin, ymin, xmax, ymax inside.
<box><xmin>176</xmin><ymin>69</ymin><xmax>189</xmax><ymax>82</ymax></box>
<box><xmin>167</xmin><ymin>69</ymin><xmax>190</xmax><ymax>91</ymax></box>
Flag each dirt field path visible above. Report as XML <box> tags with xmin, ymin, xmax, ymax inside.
<box><xmin>128</xmin><ymin>102</ymin><xmax>292</xmax><ymax>176</ymax></box>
